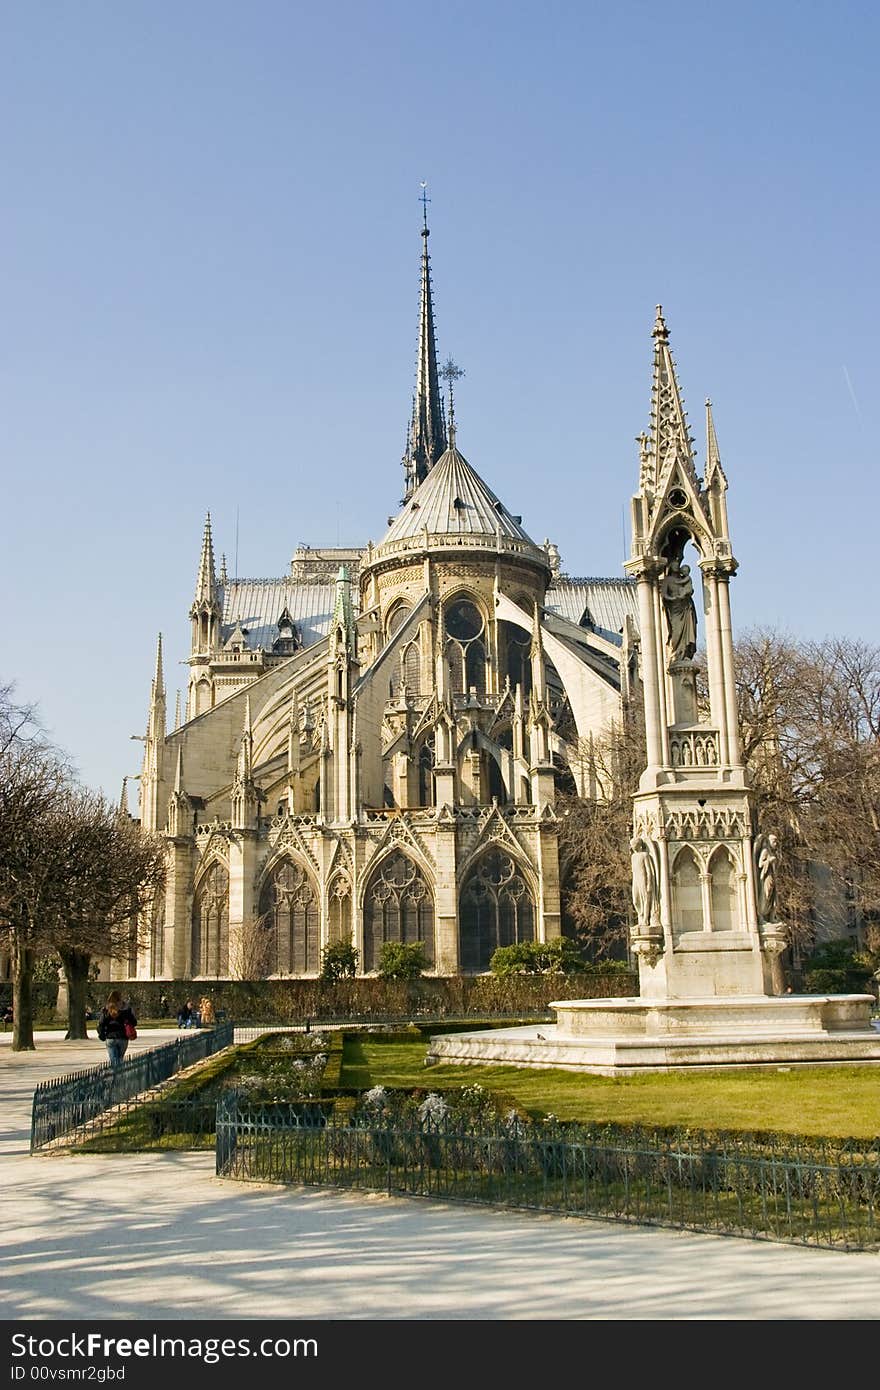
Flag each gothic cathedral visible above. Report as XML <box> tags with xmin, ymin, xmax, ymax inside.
<box><xmin>134</xmin><ymin>215</ymin><xmax>702</xmax><ymax>983</ymax></box>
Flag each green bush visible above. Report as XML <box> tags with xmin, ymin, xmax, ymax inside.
<box><xmin>801</xmin><ymin>940</ymin><xmax>876</xmax><ymax>996</ymax></box>
<box><xmin>100</xmin><ymin>968</ymin><xmax>638</xmax><ymax>1024</ymax></box>
<box><xmin>490</xmin><ymin>937</ymin><xmax>587</xmax><ymax>976</ymax></box>
<box><xmin>319</xmin><ymin>939</ymin><xmax>358</xmax><ymax>982</ymax></box>
<box><xmin>376</xmin><ymin>942</ymin><xmax>430</xmax><ymax>980</ymax></box>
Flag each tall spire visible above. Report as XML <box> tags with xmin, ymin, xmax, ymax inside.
<box><xmin>645</xmin><ymin>306</ymin><xmax>700</xmax><ymax>498</ymax></box>
<box><xmin>704</xmin><ymin>398</ymin><xmax>727</xmax><ymax>488</ymax></box>
<box><xmin>402</xmin><ymin>186</ymin><xmax>447</xmax><ymax>500</ymax></box>
<box><xmin>173</xmin><ymin>743</ymin><xmax>185</xmax><ymax>795</ymax></box>
<box><xmin>119</xmin><ymin>776</ymin><xmax>129</xmax><ymax>817</ymax></box>
<box><xmin>194</xmin><ymin>512</ymin><xmax>218</xmax><ymax>604</ymax></box>
<box><xmin>152</xmin><ymin>632</ymin><xmax>165</xmax><ymax>701</ymax></box>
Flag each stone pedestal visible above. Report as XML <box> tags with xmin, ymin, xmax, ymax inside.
<box><xmin>426</xmin><ymin>995</ymin><xmax>880</xmax><ymax>1074</ymax></box>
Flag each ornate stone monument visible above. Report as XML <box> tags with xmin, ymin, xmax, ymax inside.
<box><xmin>428</xmin><ymin>309</ymin><xmax>880</xmax><ymax>1072</ymax></box>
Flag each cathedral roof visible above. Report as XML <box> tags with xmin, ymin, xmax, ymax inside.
<box><xmin>545</xmin><ymin>577</ymin><xmax>638</xmax><ymax>643</ymax></box>
<box><xmin>221</xmin><ymin>580</ymin><xmax>358</xmax><ymax>652</ymax></box>
<box><xmin>381</xmin><ymin>442</ymin><xmax>537</xmax><ymax>546</ymax></box>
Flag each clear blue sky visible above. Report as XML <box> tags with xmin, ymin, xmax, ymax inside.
<box><xmin>2</xmin><ymin>0</ymin><xmax>878</xmax><ymax>804</ymax></box>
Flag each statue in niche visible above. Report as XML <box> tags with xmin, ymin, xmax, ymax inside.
<box><xmin>630</xmin><ymin>836</ymin><xmax>659</xmax><ymax>930</ymax></box>
<box><xmin>661</xmin><ymin>558</ymin><xmax>698</xmax><ymax>662</ymax></box>
<box><xmin>754</xmin><ymin>833</ymin><xmax>779</xmax><ymax>922</ymax></box>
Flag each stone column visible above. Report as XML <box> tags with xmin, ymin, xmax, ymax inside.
<box><xmin>535</xmin><ymin>822</ymin><xmax>561</xmax><ymax>941</ymax></box>
<box><xmin>167</xmin><ymin>840</ymin><xmax>194</xmax><ymax>979</ymax></box>
<box><xmin>636</xmin><ymin>574</ymin><xmax>665</xmax><ymax>778</ymax></box>
<box><xmin>716</xmin><ymin>578</ymin><xmax>742</xmax><ymax>765</ymax></box>
<box><xmin>227</xmin><ymin>831</ymin><xmax>259</xmax><ymax>978</ymax></box>
<box><xmin>433</xmin><ymin>819</ymin><xmax>459</xmax><ymax>973</ymax></box>
<box><xmin>703</xmin><ymin>572</ymin><xmax>730</xmax><ymax>764</ymax></box>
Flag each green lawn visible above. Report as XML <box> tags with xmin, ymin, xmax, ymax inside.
<box><xmin>340</xmin><ymin>1035</ymin><xmax>880</xmax><ymax>1139</ymax></box>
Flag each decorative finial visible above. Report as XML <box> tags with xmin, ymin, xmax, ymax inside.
<box><xmin>440</xmin><ymin>356</ymin><xmax>464</xmax><ymax>443</ymax></box>
<box><xmin>653</xmin><ymin>304</ymin><xmax>668</xmax><ymax>340</ymax></box>
<box><xmin>420</xmin><ymin>181</ymin><xmax>430</xmax><ymax>236</ymax></box>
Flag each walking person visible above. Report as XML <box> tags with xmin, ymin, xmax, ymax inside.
<box><xmin>97</xmin><ymin>989</ymin><xmax>137</xmax><ymax>1066</ymax></box>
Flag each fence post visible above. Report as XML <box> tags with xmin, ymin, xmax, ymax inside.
<box><xmin>216</xmin><ymin>1091</ymin><xmax>239</xmax><ymax>1175</ymax></box>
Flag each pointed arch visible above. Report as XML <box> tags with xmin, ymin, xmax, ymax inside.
<box><xmin>327</xmin><ymin>874</ymin><xmax>352</xmax><ymax>945</ymax></box>
<box><xmin>708</xmin><ymin>845</ymin><xmax>737</xmax><ymax>932</ymax></box>
<box><xmin>671</xmin><ymin>846</ymin><xmax>703</xmax><ymax>933</ymax></box>
<box><xmin>258</xmin><ymin>856</ymin><xmax>319</xmax><ymax>975</ymax></box>
<box><xmin>458</xmin><ymin>846</ymin><xmax>536</xmax><ymax>973</ymax></box>
<box><xmin>362</xmin><ymin>849</ymin><xmax>434</xmax><ymax>973</ymax></box>
<box><xmin>192</xmin><ymin>861</ymin><xmax>229</xmax><ymax>977</ymax></box>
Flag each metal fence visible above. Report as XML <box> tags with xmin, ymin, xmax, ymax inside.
<box><xmin>30</xmin><ymin>1022</ymin><xmax>234</xmax><ymax>1152</ymax></box>
<box><xmin>215</xmin><ymin>1098</ymin><xmax>880</xmax><ymax>1251</ymax></box>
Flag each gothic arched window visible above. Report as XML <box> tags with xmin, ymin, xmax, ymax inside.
<box><xmin>259</xmin><ymin>858</ymin><xmax>319</xmax><ymax>975</ymax></box>
<box><xmin>192</xmin><ymin>862</ymin><xmax>229</xmax><ymax>977</ymax></box>
<box><xmin>445</xmin><ymin>596</ymin><xmax>486</xmax><ymax>697</ymax></box>
<box><xmin>403</xmin><ymin>639</ymin><xmax>421</xmax><ymax>696</ymax></box>
<box><xmin>501</xmin><ymin>621</ymin><xmax>532</xmax><ymax>700</ymax></box>
<box><xmin>671</xmin><ymin>847</ymin><xmax>703</xmax><ymax>933</ymax></box>
<box><xmin>709</xmin><ymin>847</ymin><xmax>737</xmax><ymax>932</ymax></box>
<box><xmin>363</xmin><ymin>851</ymin><xmax>434</xmax><ymax>972</ymax></box>
<box><xmin>418</xmin><ymin>739</ymin><xmax>435</xmax><ymax>808</ymax></box>
<box><xmin>328</xmin><ymin>877</ymin><xmax>352</xmax><ymax>945</ymax></box>
<box><xmin>459</xmin><ymin>848</ymin><xmax>535</xmax><ymax>973</ymax></box>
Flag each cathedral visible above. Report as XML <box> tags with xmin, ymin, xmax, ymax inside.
<box><xmin>133</xmin><ymin>210</ymin><xmax>684</xmax><ymax>983</ymax></box>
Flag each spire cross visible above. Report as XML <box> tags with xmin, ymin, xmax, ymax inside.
<box><xmin>440</xmin><ymin>356</ymin><xmax>464</xmax><ymax>434</ymax></box>
<box><xmin>419</xmin><ymin>181</ymin><xmax>430</xmax><ymax>233</ymax></box>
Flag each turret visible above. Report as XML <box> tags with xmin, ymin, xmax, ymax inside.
<box><xmin>230</xmin><ymin>695</ymin><xmax>259</xmax><ymax>830</ymax></box>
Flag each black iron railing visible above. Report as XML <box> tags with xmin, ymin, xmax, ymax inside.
<box><xmin>30</xmin><ymin>1022</ymin><xmax>234</xmax><ymax>1152</ymax></box>
<box><xmin>215</xmin><ymin>1099</ymin><xmax>880</xmax><ymax>1252</ymax></box>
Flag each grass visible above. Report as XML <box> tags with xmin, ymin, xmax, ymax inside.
<box><xmin>340</xmin><ymin>1035</ymin><xmax>880</xmax><ymax>1139</ymax></box>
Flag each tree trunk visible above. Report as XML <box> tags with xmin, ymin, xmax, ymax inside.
<box><xmin>59</xmin><ymin>946</ymin><xmax>92</xmax><ymax>1040</ymax></box>
<box><xmin>12</xmin><ymin>932</ymin><xmax>36</xmax><ymax>1052</ymax></box>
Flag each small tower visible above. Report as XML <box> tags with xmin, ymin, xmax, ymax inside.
<box><xmin>166</xmin><ymin>744</ymin><xmax>190</xmax><ymax>839</ymax></box>
<box><xmin>188</xmin><ymin>513</ymin><xmax>223</xmax><ymax>716</ymax></box>
<box><xmin>140</xmin><ymin>633</ymin><xmax>167</xmax><ymax>832</ymax></box>
<box><xmin>624</xmin><ymin>308</ymin><xmax>775</xmax><ymax>998</ymax></box>
<box><xmin>327</xmin><ymin>566</ymin><xmax>360</xmax><ymax>822</ymax></box>
<box><xmin>230</xmin><ymin>695</ymin><xmax>259</xmax><ymax>830</ymax></box>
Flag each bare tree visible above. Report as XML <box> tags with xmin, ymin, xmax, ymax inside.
<box><xmin>556</xmin><ymin>705</ymin><xmax>646</xmax><ymax>959</ymax></box>
<box><xmin>0</xmin><ymin>686</ymin><xmax>72</xmax><ymax>1050</ymax></box>
<box><xmin>228</xmin><ymin>910</ymin><xmax>276</xmax><ymax>981</ymax></box>
<box><xmin>43</xmin><ymin>787</ymin><xmax>167</xmax><ymax>1038</ymax></box>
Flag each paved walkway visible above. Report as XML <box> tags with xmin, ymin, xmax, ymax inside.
<box><xmin>2</xmin><ymin>1029</ymin><xmax>879</xmax><ymax>1321</ymax></box>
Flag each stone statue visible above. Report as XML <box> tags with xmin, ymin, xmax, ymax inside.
<box><xmin>753</xmin><ymin>833</ymin><xmax>779</xmax><ymax>922</ymax></box>
<box><xmin>630</xmin><ymin>836</ymin><xmax>658</xmax><ymax>930</ymax></box>
<box><xmin>661</xmin><ymin>560</ymin><xmax>698</xmax><ymax>661</ymax></box>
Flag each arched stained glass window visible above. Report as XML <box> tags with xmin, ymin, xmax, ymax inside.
<box><xmin>192</xmin><ymin>862</ymin><xmax>229</xmax><ymax>977</ymax></box>
<box><xmin>363</xmin><ymin>851</ymin><xmax>434</xmax><ymax>972</ymax></box>
<box><xmin>459</xmin><ymin>849</ymin><xmax>535</xmax><ymax>973</ymax></box>
<box><xmin>445</xmin><ymin>597</ymin><xmax>486</xmax><ymax>696</ymax></box>
<box><xmin>258</xmin><ymin>859</ymin><xmax>319</xmax><ymax>975</ymax></box>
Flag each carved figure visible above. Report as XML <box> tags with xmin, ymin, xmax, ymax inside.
<box><xmin>754</xmin><ymin>833</ymin><xmax>779</xmax><ymax>922</ymax></box>
<box><xmin>630</xmin><ymin>836</ymin><xmax>658</xmax><ymax>930</ymax></box>
<box><xmin>661</xmin><ymin>561</ymin><xmax>698</xmax><ymax>661</ymax></box>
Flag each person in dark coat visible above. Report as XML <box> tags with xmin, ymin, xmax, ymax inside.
<box><xmin>97</xmin><ymin>989</ymin><xmax>137</xmax><ymax>1066</ymax></box>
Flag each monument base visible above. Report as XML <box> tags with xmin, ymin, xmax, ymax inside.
<box><xmin>425</xmin><ymin>994</ymin><xmax>880</xmax><ymax>1075</ymax></box>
